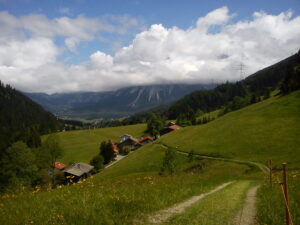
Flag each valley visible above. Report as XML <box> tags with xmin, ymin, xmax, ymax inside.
<box><xmin>0</xmin><ymin>3</ymin><xmax>299</xmax><ymax>223</ymax></box>
<box><xmin>1</xmin><ymin>89</ymin><xmax>299</xmax><ymax>225</ymax></box>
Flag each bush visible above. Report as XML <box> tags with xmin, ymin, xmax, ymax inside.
<box><xmin>0</xmin><ymin>141</ymin><xmax>37</xmax><ymax>192</ymax></box>
<box><xmin>188</xmin><ymin>150</ymin><xmax>195</xmax><ymax>162</ymax></box>
<box><xmin>52</xmin><ymin>170</ymin><xmax>66</xmax><ymax>186</ymax></box>
<box><xmin>90</xmin><ymin>155</ymin><xmax>104</xmax><ymax>173</ymax></box>
<box><xmin>34</xmin><ymin>170</ymin><xmax>52</xmax><ymax>187</ymax></box>
<box><xmin>160</xmin><ymin>148</ymin><xmax>178</xmax><ymax>174</ymax></box>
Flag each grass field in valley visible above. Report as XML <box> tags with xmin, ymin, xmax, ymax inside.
<box><xmin>50</xmin><ymin>124</ymin><xmax>146</xmax><ymax>164</ymax></box>
<box><xmin>1</xmin><ymin>91</ymin><xmax>300</xmax><ymax>225</ymax></box>
<box><xmin>160</xmin><ymin>91</ymin><xmax>300</xmax><ymax>168</ymax></box>
<box><xmin>0</xmin><ymin>144</ymin><xmax>256</xmax><ymax>225</ymax></box>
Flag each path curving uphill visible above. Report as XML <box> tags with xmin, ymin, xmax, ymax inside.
<box><xmin>148</xmin><ymin>181</ymin><xmax>234</xmax><ymax>224</ymax></box>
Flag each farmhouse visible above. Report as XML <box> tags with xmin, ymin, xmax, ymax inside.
<box><xmin>120</xmin><ymin>134</ymin><xmax>132</xmax><ymax>142</ymax></box>
<box><xmin>119</xmin><ymin>134</ymin><xmax>138</xmax><ymax>149</ymax></box>
<box><xmin>134</xmin><ymin>136</ymin><xmax>154</xmax><ymax>149</ymax></box>
<box><xmin>64</xmin><ymin>162</ymin><xmax>94</xmax><ymax>181</ymax></box>
<box><xmin>160</xmin><ymin>123</ymin><xmax>182</xmax><ymax>135</ymax></box>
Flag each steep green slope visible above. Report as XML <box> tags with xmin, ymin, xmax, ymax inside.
<box><xmin>160</xmin><ymin>91</ymin><xmax>300</xmax><ymax>168</ymax></box>
<box><xmin>2</xmin><ymin>91</ymin><xmax>299</xmax><ymax>225</ymax></box>
<box><xmin>0</xmin><ymin>157</ymin><xmax>251</xmax><ymax>225</ymax></box>
<box><xmin>0</xmin><ymin>81</ymin><xmax>63</xmax><ymax>151</ymax></box>
<box><xmin>53</xmin><ymin>124</ymin><xmax>146</xmax><ymax>164</ymax></box>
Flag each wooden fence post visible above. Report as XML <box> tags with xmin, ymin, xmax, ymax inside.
<box><xmin>268</xmin><ymin>159</ymin><xmax>272</xmax><ymax>187</ymax></box>
<box><xmin>282</xmin><ymin>163</ymin><xmax>290</xmax><ymax>225</ymax></box>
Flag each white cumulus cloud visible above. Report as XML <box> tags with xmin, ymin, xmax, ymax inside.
<box><xmin>0</xmin><ymin>7</ymin><xmax>299</xmax><ymax>93</ymax></box>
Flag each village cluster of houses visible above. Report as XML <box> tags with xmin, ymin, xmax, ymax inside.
<box><xmin>53</xmin><ymin>122</ymin><xmax>182</xmax><ymax>181</ymax></box>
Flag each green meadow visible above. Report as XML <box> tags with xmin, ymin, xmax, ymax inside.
<box><xmin>160</xmin><ymin>91</ymin><xmax>300</xmax><ymax>168</ymax></box>
<box><xmin>1</xmin><ymin>91</ymin><xmax>299</xmax><ymax>224</ymax></box>
<box><xmin>0</xmin><ymin>154</ymin><xmax>254</xmax><ymax>225</ymax></box>
<box><xmin>52</xmin><ymin>124</ymin><xmax>146</xmax><ymax>164</ymax></box>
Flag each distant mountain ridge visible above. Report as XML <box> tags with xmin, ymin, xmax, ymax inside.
<box><xmin>25</xmin><ymin>84</ymin><xmax>215</xmax><ymax>119</ymax></box>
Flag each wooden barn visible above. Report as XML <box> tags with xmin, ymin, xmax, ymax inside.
<box><xmin>119</xmin><ymin>134</ymin><xmax>138</xmax><ymax>149</ymax></box>
<box><xmin>64</xmin><ymin>162</ymin><xmax>94</xmax><ymax>182</ymax></box>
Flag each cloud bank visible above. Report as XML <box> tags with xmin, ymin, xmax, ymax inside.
<box><xmin>0</xmin><ymin>7</ymin><xmax>299</xmax><ymax>93</ymax></box>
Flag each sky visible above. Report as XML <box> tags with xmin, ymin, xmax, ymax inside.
<box><xmin>0</xmin><ymin>0</ymin><xmax>299</xmax><ymax>94</ymax></box>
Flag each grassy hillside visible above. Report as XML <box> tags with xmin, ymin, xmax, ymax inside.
<box><xmin>2</xmin><ymin>91</ymin><xmax>299</xmax><ymax>225</ymax></box>
<box><xmin>160</xmin><ymin>91</ymin><xmax>300</xmax><ymax>168</ymax></box>
<box><xmin>52</xmin><ymin>124</ymin><xmax>146</xmax><ymax>164</ymax></box>
<box><xmin>2</xmin><ymin>128</ymin><xmax>256</xmax><ymax>224</ymax></box>
<box><xmin>0</xmin><ymin>157</ymin><xmax>252</xmax><ymax>225</ymax></box>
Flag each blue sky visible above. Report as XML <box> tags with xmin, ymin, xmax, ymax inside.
<box><xmin>1</xmin><ymin>0</ymin><xmax>299</xmax><ymax>60</ymax></box>
<box><xmin>0</xmin><ymin>0</ymin><xmax>300</xmax><ymax>93</ymax></box>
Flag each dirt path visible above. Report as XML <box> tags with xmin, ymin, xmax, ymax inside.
<box><xmin>148</xmin><ymin>181</ymin><xmax>234</xmax><ymax>224</ymax></box>
<box><xmin>105</xmin><ymin>155</ymin><xmax>126</xmax><ymax>168</ymax></box>
<box><xmin>157</xmin><ymin>143</ymin><xmax>269</xmax><ymax>174</ymax></box>
<box><xmin>234</xmin><ymin>185</ymin><xmax>260</xmax><ymax>225</ymax></box>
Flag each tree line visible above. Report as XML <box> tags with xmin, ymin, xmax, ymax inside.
<box><xmin>0</xmin><ymin>134</ymin><xmax>64</xmax><ymax>192</ymax></box>
<box><xmin>0</xmin><ymin>81</ymin><xmax>65</xmax><ymax>192</ymax></box>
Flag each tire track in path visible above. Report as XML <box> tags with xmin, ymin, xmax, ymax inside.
<box><xmin>148</xmin><ymin>181</ymin><xmax>234</xmax><ymax>224</ymax></box>
<box><xmin>234</xmin><ymin>185</ymin><xmax>260</xmax><ymax>225</ymax></box>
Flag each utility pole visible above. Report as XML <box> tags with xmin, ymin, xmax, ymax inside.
<box><xmin>282</xmin><ymin>163</ymin><xmax>291</xmax><ymax>225</ymax></box>
<box><xmin>233</xmin><ymin>62</ymin><xmax>246</xmax><ymax>81</ymax></box>
<box><xmin>238</xmin><ymin>62</ymin><xmax>245</xmax><ymax>81</ymax></box>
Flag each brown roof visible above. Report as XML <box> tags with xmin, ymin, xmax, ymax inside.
<box><xmin>53</xmin><ymin>162</ymin><xmax>66</xmax><ymax>170</ymax></box>
<box><xmin>139</xmin><ymin>136</ymin><xmax>153</xmax><ymax>143</ymax></box>
<box><xmin>63</xmin><ymin>163</ymin><xmax>94</xmax><ymax>177</ymax></box>
<box><xmin>169</xmin><ymin>125</ymin><xmax>182</xmax><ymax>130</ymax></box>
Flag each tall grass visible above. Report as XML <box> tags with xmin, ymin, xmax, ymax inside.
<box><xmin>0</xmin><ymin>159</ymin><xmax>252</xmax><ymax>225</ymax></box>
<box><xmin>163</xmin><ymin>181</ymin><xmax>255</xmax><ymax>225</ymax></box>
<box><xmin>257</xmin><ymin>169</ymin><xmax>300</xmax><ymax>225</ymax></box>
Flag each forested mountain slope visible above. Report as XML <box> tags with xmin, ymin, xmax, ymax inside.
<box><xmin>166</xmin><ymin>50</ymin><xmax>300</xmax><ymax>119</ymax></box>
<box><xmin>0</xmin><ymin>81</ymin><xmax>63</xmax><ymax>152</ymax></box>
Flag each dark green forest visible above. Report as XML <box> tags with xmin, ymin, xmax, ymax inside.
<box><xmin>0</xmin><ymin>82</ymin><xmax>65</xmax><ymax>191</ymax></box>
<box><xmin>0</xmin><ymin>82</ymin><xmax>63</xmax><ymax>152</ymax></box>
